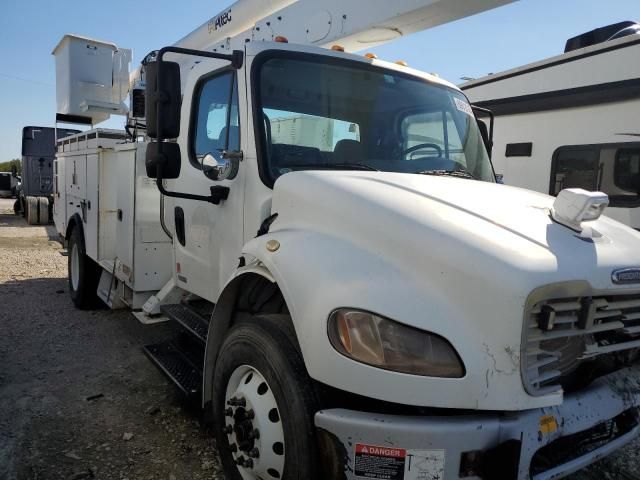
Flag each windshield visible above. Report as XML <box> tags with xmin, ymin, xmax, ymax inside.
<box><xmin>256</xmin><ymin>55</ymin><xmax>494</xmax><ymax>184</ymax></box>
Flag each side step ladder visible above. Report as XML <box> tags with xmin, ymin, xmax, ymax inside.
<box><xmin>143</xmin><ymin>303</ymin><xmax>211</xmax><ymax>397</ymax></box>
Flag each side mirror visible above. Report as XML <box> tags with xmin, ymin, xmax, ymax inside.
<box><xmin>146</xmin><ymin>142</ymin><xmax>181</xmax><ymax>179</ymax></box>
<box><xmin>145</xmin><ymin>61</ymin><xmax>182</xmax><ymax>139</ymax></box>
<box><xmin>201</xmin><ymin>151</ymin><xmax>240</xmax><ymax>181</ymax></box>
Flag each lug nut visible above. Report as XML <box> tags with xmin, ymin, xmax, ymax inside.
<box><xmin>245</xmin><ymin>458</ymin><xmax>254</xmax><ymax>469</ymax></box>
<box><xmin>227</xmin><ymin>396</ymin><xmax>247</xmax><ymax>407</ymax></box>
<box><xmin>248</xmin><ymin>447</ymin><xmax>260</xmax><ymax>458</ymax></box>
<box><xmin>229</xmin><ymin>443</ymin><xmax>238</xmax><ymax>453</ymax></box>
<box><xmin>223</xmin><ymin>425</ymin><xmax>234</xmax><ymax>435</ymax></box>
<box><xmin>246</xmin><ymin>409</ymin><xmax>255</xmax><ymax>419</ymax></box>
<box><xmin>249</xmin><ymin>428</ymin><xmax>260</xmax><ymax>440</ymax></box>
<box><xmin>225</xmin><ymin>407</ymin><xmax>234</xmax><ymax>417</ymax></box>
<box><xmin>236</xmin><ymin>455</ymin><xmax>246</xmax><ymax>466</ymax></box>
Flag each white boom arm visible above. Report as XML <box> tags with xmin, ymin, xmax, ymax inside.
<box><xmin>174</xmin><ymin>0</ymin><xmax>513</xmax><ymax>53</ymax></box>
<box><xmin>137</xmin><ymin>0</ymin><xmax>513</xmax><ymax>79</ymax></box>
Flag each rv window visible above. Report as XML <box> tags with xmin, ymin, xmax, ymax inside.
<box><xmin>614</xmin><ymin>149</ymin><xmax>640</xmax><ymax>193</ymax></box>
<box><xmin>551</xmin><ymin>148</ymin><xmax>599</xmax><ymax>195</ymax></box>
<box><xmin>551</xmin><ymin>144</ymin><xmax>640</xmax><ymax>207</ymax></box>
<box><xmin>190</xmin><ymin>71</ymin><xmax>240</xmax><ymax>167</ymax></box>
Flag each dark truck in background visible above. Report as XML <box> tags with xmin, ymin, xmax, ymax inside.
<box><xmin>16</xmin><ymin>126</ymin><xmax>78</xmax><ymax>224</ymax></box>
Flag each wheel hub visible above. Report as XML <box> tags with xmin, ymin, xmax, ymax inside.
<box><xmin>225</xmin><ymin>366</ymin><xmax>285</xmax><ymax>480</ymax></box>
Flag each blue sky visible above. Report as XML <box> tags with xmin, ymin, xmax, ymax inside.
<box><xmin>0</xmin><ymin>0</ymin><xmax>637</xmax><ymax>160</ymax></box>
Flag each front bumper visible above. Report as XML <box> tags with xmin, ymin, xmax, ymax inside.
<box><xmin>315</xmin><ymin>366</ymin><xmax>640</xmax><ymax>480</ymax></box>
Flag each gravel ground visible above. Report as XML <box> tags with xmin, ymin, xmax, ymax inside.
<box><xmin>0</xmin><ymin>199</ymin><xmax>223</xmax><ymax>480</ymax></box>
<box><xmin>0</xmin><ymin>196</ymin><xmax>639</xmax><ymax>480</ymax></box>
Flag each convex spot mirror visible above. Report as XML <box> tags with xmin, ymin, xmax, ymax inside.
<box><xmin>201</xmin><ymin>152</ymin><xmax>239</xmax><ymax>181</ymax></box>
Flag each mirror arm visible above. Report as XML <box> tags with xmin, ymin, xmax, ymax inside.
<box><xmin>222</xmin><ymin>150</ymin><xmax>243</xmax><ymax>160</ymax></box>
<box><xmin>156</xmin><ymin>165</ymin><xmax>229</xmax><ymax>205</ymax></box>
<box><xmin>151</xmin><ymin>45</ymin><xmax>244</xmax><ymax>204</ymax></box>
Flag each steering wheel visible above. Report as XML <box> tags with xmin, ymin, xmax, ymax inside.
<box><xmin>403</xmin><ymin>143</ymin><xmax>442</xmax><ymax>158</ymax></box>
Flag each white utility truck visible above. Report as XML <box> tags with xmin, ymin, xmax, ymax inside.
<box><xmin>463</xmin><ymin>21</ymin><xmax>640</xmax><ymax>230</ymax></box>
<box><xmin>53</xmin><ymin>2</ymin><xmax>640</xmax><ymax>479</ymax></box>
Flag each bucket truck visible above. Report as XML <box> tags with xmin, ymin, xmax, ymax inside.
<box><xmin>52</xmin><ymin>1</ymin><xmax>640</xmax><ymax>478</ymax></box>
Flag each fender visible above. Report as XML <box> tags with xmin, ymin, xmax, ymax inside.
<box><xmin>202</xmin><ymin>263</ymin><xmax>275</xmax><ymax>411</ymax></box>
<box><xmin>202</xmin><ymin>227</ymin><xmax>559</xmax><ymax>410</ymax></box>
<box><xmin>227</xmin><ymin>228</ymin><xmax>559</xmax><ymax>410</ymax></box>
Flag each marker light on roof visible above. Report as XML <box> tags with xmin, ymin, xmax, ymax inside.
<box><xmin>331</xmin><ymin>45</ymin><xmax>345</xmax><ymax>52</ymax></box>
<box><xmin>274</xmin><ymin>36</ymin><xmax>289</xmax><ymax>43</ymax></box>
<box><xmin>364</xmin><ymin>53</ymin><xmax>378</xmax><ymax>59</ymax></box>
<box><xmin>395</xmin><ymin>60</ymin><xmax>408</xmax><ymax>66</ymax></box>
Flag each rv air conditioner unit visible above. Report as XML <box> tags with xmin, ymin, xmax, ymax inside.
<box><xmin>52</xmin><ymin>34</ymin><xmax>131</xmax><ymax>124</ymax></box>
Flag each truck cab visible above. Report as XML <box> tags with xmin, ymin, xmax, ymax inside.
<box><xmin>141</xmin><ymin>41</ymin><xmax>640</xmax><ymax>479</ymax></box>
<box><xmin>54</xmin><ymin>36</ymin><xmax>640</xmax><ymax>480</ymax></box>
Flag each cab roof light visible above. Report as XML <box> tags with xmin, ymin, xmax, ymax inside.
<box><xmin>331</xmin><ymin>45</ymin><xmax>345</xmax><ymax>52</ymax></box>
<box><xmin>274</xmin><ymin>36</ymin><xmax>289</xmax><ymax>43</ymax></box>
<box><xmin>395</xmin><ymin>60</ymin><xmax>408</xmax><ymax>66</ymax></box>
<box><xmin>364</xmin><ymin>53</ymin><xmax>378</xmax><ymax>59</ymax></box>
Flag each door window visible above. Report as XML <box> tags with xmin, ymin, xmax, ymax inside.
<box><xmin>191</xmin><ymin>71</ymin><xmax>240</xmax><ymax>167</ymax></box>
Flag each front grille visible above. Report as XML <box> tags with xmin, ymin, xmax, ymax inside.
<box><xmin>524</xmin><ymin>291</ymin><xmax>640</xmax><ymax>394</ymax></box>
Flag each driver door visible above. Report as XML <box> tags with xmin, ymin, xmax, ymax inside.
<box><xmin>171</xmin><ymin>67</ymin><xmax>245</xmax><ymax>302</ymax></box>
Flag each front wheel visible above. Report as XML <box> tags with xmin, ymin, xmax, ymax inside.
<box><xmin>213</xmin><ymin>316</ymin><xmax>320</xmax><ymax>480</ymax></box>
<box><xmin>68</xmin><ymin>226</ymin><xmax>101</xmax><ymax>309</ymax></box>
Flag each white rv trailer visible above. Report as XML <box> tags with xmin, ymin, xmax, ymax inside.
<box><xmin>52</xmin><ymin>3</ymin><xmax>640</xmax><ymax>479</ymax></box>
<box><xmin>463</xmin><ymin>22</ymin><xmax>640</xmax><ymax>229</ymax></box>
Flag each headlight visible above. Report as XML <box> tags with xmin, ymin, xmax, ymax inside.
<box><xmin>328</xmin><ymin>309</ymin><xmax>465</xmax><ymax>377</ymax></box>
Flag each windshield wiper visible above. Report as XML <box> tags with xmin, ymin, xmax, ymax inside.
<box><xmin>285</xmin><ymin>163</ymin><xmax>380</xmax><ymax>172</ymax></box>
<box><xmin>330</xmin><ymin>163</ymin><xmax>380</xmax><ymax>171</ymax></box>
<box><xmin>416</xmin><ymin>169</ymin><xmax>478</xmax><ymax>180</ymax></box>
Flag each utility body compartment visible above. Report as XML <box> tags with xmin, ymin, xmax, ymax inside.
<box><xmin>54</xmin><ymin>129</ymin><xmax>172</xmax><ymax>308</ymax></box>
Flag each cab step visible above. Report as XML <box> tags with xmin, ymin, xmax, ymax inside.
<box><xmin>160</xmin><ymin>303</ymin><xmax>209</xmax><ymax>343</ymax></box>
<box><xmin>143</xmin><ymin>338</ymin><xmax>203</xmax><ymax>397</ymax></box>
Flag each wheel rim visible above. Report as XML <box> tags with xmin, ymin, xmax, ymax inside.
<box><xmin>70</xmin><ymin>243</ymin><xmax>80</xmax><ymax>291</ymax></box>
<box><xmin>224</xmin><ymin>365</ymin><xmax>285</xmax><ymax>480</ymax></box>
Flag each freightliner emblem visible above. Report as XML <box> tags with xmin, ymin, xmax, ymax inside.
<box><xmin>612</xmin><ymin>268</ymin><xmax>640</xmax><ymax>285</ymax></box>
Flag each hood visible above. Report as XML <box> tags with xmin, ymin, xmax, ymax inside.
<box><xmin>271</xmin><ymin>171</ymin><xmax>640</xmax><ymax>292</ymax></box>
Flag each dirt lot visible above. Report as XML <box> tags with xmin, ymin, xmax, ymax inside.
<box><xmin>0</xmin><ymin>196</ymin><xmax>639</xmax><ymax>480</ymax></box>
<box><xmin>0</xmin><ymin>198</ymin><xmax>223</xmax><ymax>480</ymax></box>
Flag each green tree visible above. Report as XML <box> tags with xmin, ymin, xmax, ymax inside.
<box><xmin>0</xmin><ymin>159</ymin><xmax>21</xmax><ymax>175</ymax></box>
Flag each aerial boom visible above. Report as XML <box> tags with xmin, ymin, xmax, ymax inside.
<box><xmin>134</xmin><ymin>0</ymin><xmax>514</xmax><ymax>86</ymax></box>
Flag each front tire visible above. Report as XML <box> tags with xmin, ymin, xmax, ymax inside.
<box><xmin>213</xmin><ymin>316</ymin><xmax>320</xmax><ymax>480</ymax></box>
<box><xmin>68</xmin><ymin>226</ymin><xmax>101</xmax><ymax>309</ymax></box>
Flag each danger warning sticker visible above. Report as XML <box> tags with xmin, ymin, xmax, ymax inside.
<box><xmin>354</xmin><ymin>444</ymin><xmax>445</xmax><ymax>480</ymax></box>
<box><xmin>355</xmin><ymin>444</ymin><xmax>406</xmax><ymax>480</ymax></box>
